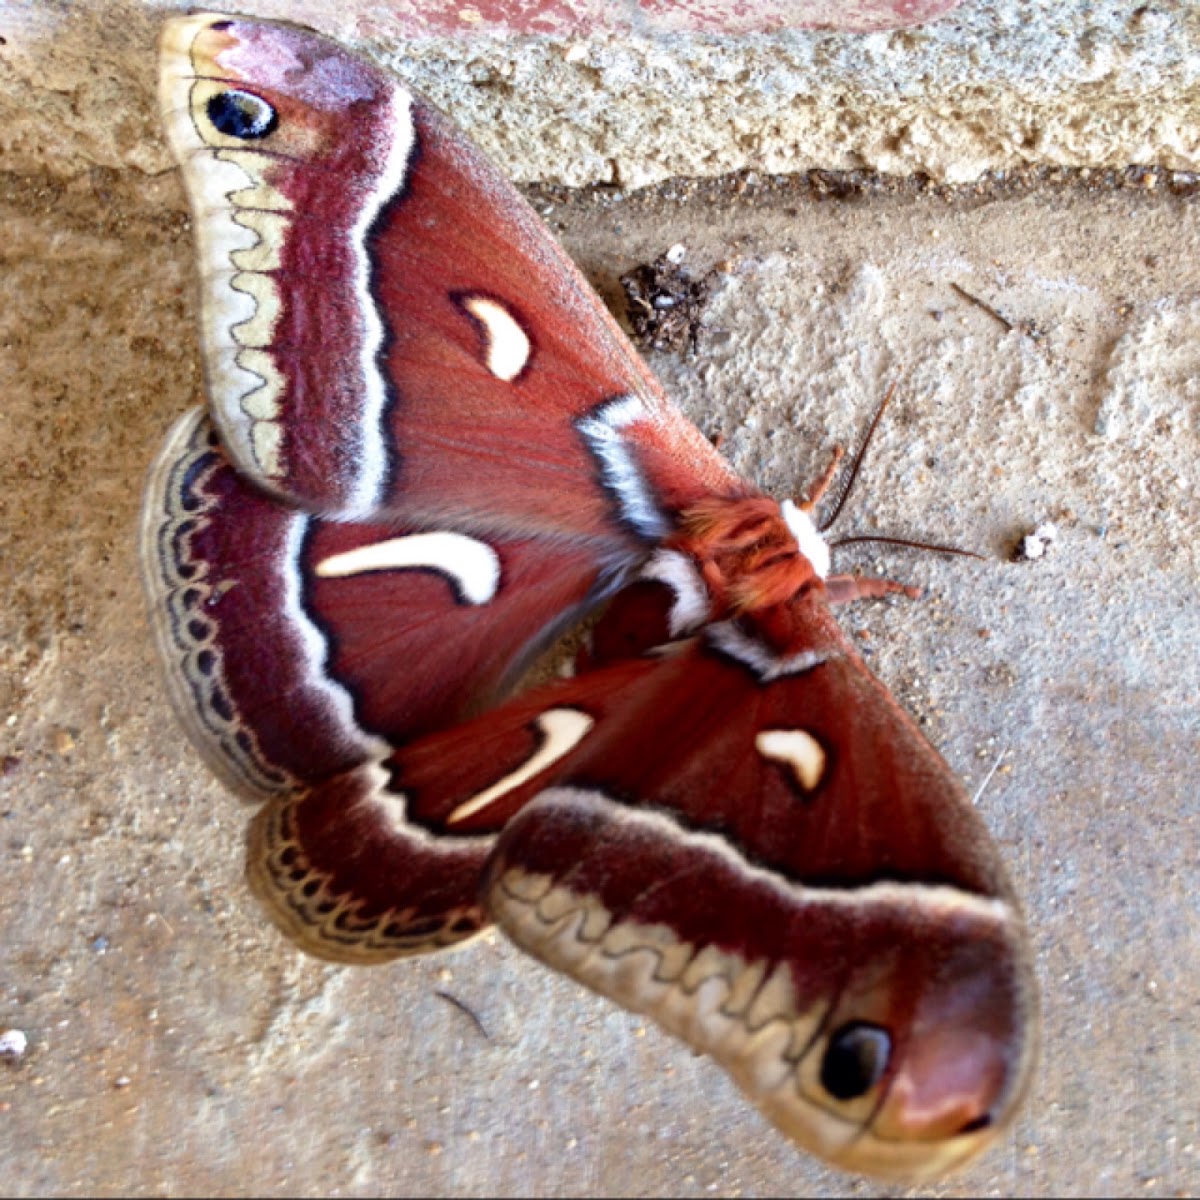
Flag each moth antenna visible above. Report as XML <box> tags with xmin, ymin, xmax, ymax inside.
<box><xmin>830</xmin><ymin>534</ymin><xmax>985</xmax><ymax>561</ymax></box>
<box><xmin>817</xmin><ymin>381</ymin><xmax>899</xmax><ymax>533</ymax></box>
<box><xmin>434</xmin><ymin>990</ymin><xmax>492</xmax><ymax>1041</ymax></box>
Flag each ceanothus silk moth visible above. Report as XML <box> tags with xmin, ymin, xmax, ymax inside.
<box><xmin>142</xmin><ymin>12</ymin><xmax>1038</xmax><ymax>1181</ymax></box>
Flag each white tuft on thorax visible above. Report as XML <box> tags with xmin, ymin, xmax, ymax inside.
<box><xmin>780</xmin><ymin>500</ymin><xmax>830</xmax><ymax>579</ymax></box>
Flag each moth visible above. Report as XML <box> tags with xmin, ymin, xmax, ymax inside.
<box><xmin>143</xmin><ymin>12</ymin><xmax>1038</xmax><ymax>1181</ymax></box>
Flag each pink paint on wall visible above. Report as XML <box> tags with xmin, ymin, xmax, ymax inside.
<box><xmin>379</xmin><ymin>0</ymin><xmax>962</xmax><ymax>37</ymax></box>
<box><xmin>638</xmin><ymin>0</ymin><xmax>963</xmax><ymax>34</ymax></box>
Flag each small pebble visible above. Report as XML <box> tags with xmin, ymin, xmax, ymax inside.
<box><xmin>1014</xmin><ymin>521</ymin><xmax>1059</xmax><ymax>562</ymax></box>
<box><xmin>0</xmin><ymin>1029</ymin><xmax>28</xmax><ymax>1062</ymax></box>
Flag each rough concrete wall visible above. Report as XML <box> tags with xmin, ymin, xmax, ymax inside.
<box><xmin>3</xmin><ymin>0</ymin><xmax>1199</xmax><ymax>187</ymax></box>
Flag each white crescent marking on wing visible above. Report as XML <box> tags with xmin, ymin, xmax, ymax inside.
<box><xmin>346</xmin><ymin>85</ymin><xmax>415</xmax><ymax>515</ymax></box>
<box><xmin>577</xmin><ymin>395</ymin><xmax>669</xmax><ymax>541</ymax></box>
<box><xmin>446</xmin><ymin>709</ymin><xmax>594</xmax><ymax>825</ymax></box>
<box><xmin>756</xmin><ymin>729</ymin><xmax>826</xmax><ymax>790</ymax></box>
<box><xmin>281</xmin><ymin>517</ymin><xmax>390</xmax><ymax>762</ymax></box>
<box><xmin>706</xmin><ymin>622</ymin><xmax>827</xmax><ymax>681</ymax></box>
<box><xmin>641</xmin><ymin>549</ymin><xmax>711</xmax><ymax>636</ymax></box>
<box><xmin>315</xmin><ymin>531</ymin><xmax>501</xmax><ymax>605</ymax></box>
<box><xmin>462</xmin><ymin>295</ymin><xmax>532</xmax><ymax>381</ymax></box>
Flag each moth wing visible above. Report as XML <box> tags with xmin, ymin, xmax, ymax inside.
<box><xmin>321</xmin><ymin>588</ymin><xmax>1038</xmax><ymax>1178</ymax></box>
<box><xmin>160</xmin><ymin>13</ymin><xmax>740</xmax><ymax>545</ymax></box>
<box><xmin>140</xmin><ymin>408</ymin><xmax>607</xmax><ymax>801</ymax></box>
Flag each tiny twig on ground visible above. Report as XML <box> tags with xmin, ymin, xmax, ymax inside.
<box><xmin>434</xmin><ymin>990</ymin><xmax>491</xmax><ymax>1041</ymax></box>
<box><xmin>951</xmin><ymin>282</ymin><xmax>1015</xmax><ymax>333</ymax></box>
<box><xmin>972</xmin><ymin>745</ymin><xmax>1008</xmax><ymax>806</ymax></box>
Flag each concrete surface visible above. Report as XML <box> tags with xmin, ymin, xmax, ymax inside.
<box><xmin>3</xmin><ymin>1</ymin><xmax>1200</xmax><ymax>188</ymax></box>
<box><xmin>1</xmin><ymin>158</ymin><xmax>1198</xmax><ymax>1194</ymax></box>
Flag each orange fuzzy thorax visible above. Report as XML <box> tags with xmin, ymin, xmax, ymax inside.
<box><xmin>669</xmin><ymin>496</ymin><xmax>821</xmax><ymax>618</ymax></box>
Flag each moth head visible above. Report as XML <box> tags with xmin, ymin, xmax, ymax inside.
<box><xmin>669</xmin><ymin>496</ymin><xmax>829</xmax><ymax>618</ymax></box>
<box><xmin>775</xmin><ymin>891</ymin><xmax>1038</xmax><ymax>1181</ymax></box>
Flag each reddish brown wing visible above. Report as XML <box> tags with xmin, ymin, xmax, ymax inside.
<box><xmin>270</xmin><ymin>582</ymin><xmax>1032</xmax><ymax>1179</ymax></box>
<box><xmin>150</xmin><ymin>11</ymin><xmax>747</xmax><ymax>963</ymax></box>
<box><xmin>140</xmin><ymin>408</ymin><xmax>606</xmax><ymax>799</ymax></box>
<box><xmin>141</xmin><ymin>409</ymin><xmax>614</xmax><ymax>958</ymax></box>
<box><xmin>160</xmin><ymin>13</ymin><xmax>740</xmax><ymax>540</ymax></box>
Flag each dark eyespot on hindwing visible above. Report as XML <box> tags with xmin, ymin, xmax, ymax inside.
<box><xmin>820</xmin><ymin>1022</ymin><xmax>891</xmax><ymax>1101</ymax></box>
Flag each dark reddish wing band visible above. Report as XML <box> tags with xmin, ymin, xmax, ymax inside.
<box><xmin>145</xmin><ymin>11</ymin><xmax>1038</xmax><ymax>1182</ymax></box>
<box><xmin>158</xmin><ymin>13</ymin><xmax>740</xmax><ymax>534</ymax></box>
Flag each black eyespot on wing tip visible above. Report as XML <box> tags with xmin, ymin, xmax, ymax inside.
<box><xmin>819</xmin><ymin>1021</ymin><xmax>891</xmax><ymax>1102</ymax></box>
<box><xmin>206</xmin><ymin>89</ymin><xmax>278</xmax><ymax>140</ymax></box>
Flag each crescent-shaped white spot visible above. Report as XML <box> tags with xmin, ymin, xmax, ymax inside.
<box><xmin>446</xmin><ymin>708</ymin><xmax>595</xmax><ymax>825</ymax></box>
<box><xmin>756</xmin><ymin>729</ymin><xmax>826</xmax><ymax>791</ymax></box>
<box><xmin>462</xmin><ymin>295</ymin><xmax>531</xmax><ymax>381</ymax></box>
<box><xmin>315</xmin><ymin>531</ymin><xmax>501</xmax><ymax>605</ymax></box>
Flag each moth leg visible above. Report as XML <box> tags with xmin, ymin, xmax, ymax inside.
<box><xmin>798</xmin><ymin>444</ymin><xmax>846</xmax><ymax>512</ymax></box>
<box><xmin>824</xmin><ymin>574</ymin><xmax>921</xmax><ymax>605</ymax></box>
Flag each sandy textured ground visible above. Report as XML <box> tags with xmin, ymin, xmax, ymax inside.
<box><xmin>1</xmin><ymin>166</ymin><xmax>1197</xmax><ymax>1196</ymax></box>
